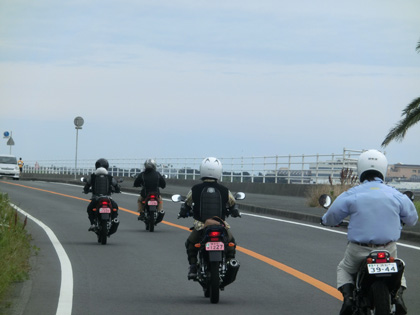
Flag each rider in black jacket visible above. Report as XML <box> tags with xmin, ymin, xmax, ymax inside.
<box><xmin>83</xmin><ymin>158</ymin><xmax>121</xmax><ymax>231</ymax></box>
<box><xmin>178</xmin><ymin>157</ymin><xmax>240</xmax><ymax>279</ymax></box>
<box><xmin>133</xmin><ymin>159</ymin><xmax>166</xmax><ymax>221</ymax></box>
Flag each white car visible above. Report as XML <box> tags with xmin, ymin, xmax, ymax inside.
<box><xmin>0</xmin><ymin>154</ymin><xmax>20</xmax><ymax>180</ymax></box>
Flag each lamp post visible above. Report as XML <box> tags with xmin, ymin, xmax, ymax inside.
<box><xmin>74</xmin><ymin>116</ymin><xmax>84</xmax><ymax>179</ymax></box>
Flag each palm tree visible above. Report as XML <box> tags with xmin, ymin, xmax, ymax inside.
<box><xmin>381</xmin><ymin>40</ymin><xmax>420</xmax><ymax>147</ymax></box>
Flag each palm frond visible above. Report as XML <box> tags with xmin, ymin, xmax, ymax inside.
<box><xmin>402</xmin><ymin>96</ymin><xmax>420</xmax><ymax>116</ymax></box>
<box><xmin>382</xmin><ymin>98</ymin><xmax>420</xmax><ymax>147</ymax></box>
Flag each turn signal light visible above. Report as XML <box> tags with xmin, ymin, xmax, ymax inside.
<box><xmin>228</xmin><ymin>242</ymin><xmax>235</xmax><ymax>247</ymax></box>
<box><xmin>389</xmin><ymin>256</ymin><xmax>395</xmax><ymax>262</ymax></box>
<box><xmin>367</xmin><ymin>258</ymin><xmax>373</xmax><ymax>264</ymax></box>
<box><xmin>194</xmin><ymin>243</ymin><xmax>201</xmax><ymax>248</ymax></box>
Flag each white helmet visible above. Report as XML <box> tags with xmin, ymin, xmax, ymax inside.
<box><xmin>357</xmin><ymin>149</ymin><xmax>388</xmax><ymax>181</ymax></box>
<box><xmin>200</xmin><ymin>157</ymin><xmax>222</xmax><ymax>180</ymax></box>
<box><xmin>95</xmin><ymin>167</ymin><xmax>108</xmax><ymax>175</ymax></box>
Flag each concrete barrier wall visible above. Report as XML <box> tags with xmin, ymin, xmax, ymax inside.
<box><xmin>21</xmin><ymin>173</ymin><xmax>316</xmax><ymax>197</ymax></box>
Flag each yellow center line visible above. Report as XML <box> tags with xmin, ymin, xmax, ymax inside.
<box><xmin>1</xmin><ymin>180</ymin><xmax>341</xmax><ymax>301</ymax></box>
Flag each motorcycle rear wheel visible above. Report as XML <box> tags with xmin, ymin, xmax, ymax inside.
<box><xmin>370</xmin><ymin>281</ymin><xmax>391</xmax><ymax>315</ymax></box>
<box><xmin>209</xmin><ymin>262</ymin><xmax>220</xmax><ymax>304</ymax></box>
<box><xmin>149</xmin><ymin>216</ymin><xmax>155</xmax><ymax>232</ymax></box>
<box><xmin>100</xmin><ymin>221</ymin><xmax>108</xmax><ymax>245</ymax></box>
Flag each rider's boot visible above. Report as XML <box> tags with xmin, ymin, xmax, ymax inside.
<box><xmin>188</xmin><ymin>264</ymin><xmax>197</xmax><ymax>280</ymax></box>
<box><xmin>338</xmin><ymin>283</ymin><xmax>354</xmax><ymax>315</ymax></box>
<box><xmin>138</xmin><ymin>211</ymin><xmax>145</xmax><ymax>221</ymax></box>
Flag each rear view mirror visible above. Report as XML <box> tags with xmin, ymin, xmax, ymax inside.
<box><xmin>319</xmin><ymin>194</ymin><xmax>332</xmax><ymax>209</ymax></box>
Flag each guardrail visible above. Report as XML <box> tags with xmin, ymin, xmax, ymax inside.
<box><xmin>22</xmin><ymin>148</ymin><xmax>363</xmax><ymax>184</ymax></box>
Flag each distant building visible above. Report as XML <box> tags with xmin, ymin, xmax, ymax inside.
<box><xmin>309</xmin><ymin>159</ymin><xmax>357</xmax><ymax>183</ymax></box>
<box><xmin>387</xmin><ymin>163</ymin><xmax>420</xmax><ymax>182</ymax></box>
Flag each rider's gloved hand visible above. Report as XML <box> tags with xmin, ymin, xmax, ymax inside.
<box><xmin>229</xmin><ymin>205</ymin><xmax>241</xmax><ymax>218</ymax></box>
<box><xmin>178</xmin><ymin>204</ymin><xmax>190</xmax><ymax>218</ymax></box>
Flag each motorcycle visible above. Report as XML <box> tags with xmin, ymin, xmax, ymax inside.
<box><xmin>140</xmin><ymin>192</ymin><xmax>165</xmax><ymax>232</ymax></box>
<box><xmin>81</xmin><ymin>177</ymin><xmax>121</xmax><ymax>245</ymax></box>
<box><xmin>319</xmin><ymin>193</ymin><xmax>409</xmax><ymax>315</ymax></box>
<box><xmin>172</xmin><ymin>192</ymin><xmax>245</xmax><ymax>304</ymax></box>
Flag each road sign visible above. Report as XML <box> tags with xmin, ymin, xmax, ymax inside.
<box><xmin>7</xmin><ymin>137</ymin><xmax>15</xmax><ymax>146</ymax></box>
<box><xmin>74</xmin><ymin>116</ymin><xmax>84</xmax><ymax>129</ymax></box>
<box><xmin>3</xmin><ymin>131</ymin><xmax>10</xmax><ymax>138</ymax></box>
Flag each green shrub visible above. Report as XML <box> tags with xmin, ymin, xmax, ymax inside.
<box><xmin>306</xmin><ymin>168</ymin><xmax>357</xmax><ymax>207</ymax></box>
<box><xmin>0</xmin><ymin>193</ymin><xmax>32</xmax><ymax>303</ymax></box>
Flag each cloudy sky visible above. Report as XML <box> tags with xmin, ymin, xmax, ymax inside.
<box><xmin>1</xmin><ymin>0</ymin><xmax>420</xmax><ymax>165</ymax></box>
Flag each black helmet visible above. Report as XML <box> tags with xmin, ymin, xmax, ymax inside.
<box><xmin>95</xmin><ymin>158</ymin><xmax>109</xmax><ymax>170</ymax></box>
<box><xmin>144</xmin><ymin>159</ymin><xmax>157</xmax><ymax>170</ymax></box>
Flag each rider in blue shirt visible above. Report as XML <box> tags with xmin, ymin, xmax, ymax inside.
<box><xmin>322</xmin><ymin>149</ymin><xmax>418</xmax><ymax>315</ymax></box>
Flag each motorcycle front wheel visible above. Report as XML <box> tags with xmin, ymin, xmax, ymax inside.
<box><xmin>209</xmin><ymin>262</ymin><xmax>220</xmax><ymax>304</ymax></box>
<box><xmin>370</xmin><ymin>281</ymin><xmax>391</xmax><ymax>315</ymax></box>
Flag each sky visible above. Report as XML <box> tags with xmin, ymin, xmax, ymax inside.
<box><xmin>1</xmin><ymin>0</ymin><xmax>420</xmax><ymax>166</ymax></box>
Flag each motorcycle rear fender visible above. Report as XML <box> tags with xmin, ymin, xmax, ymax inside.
<box><xmin>147</xmin><ymin>206</ymin><xmax>157</xmax><ymax>212</ymax></box>
<box><xmin>100</xmin><ymin>213</ymin><xmax>110</xmax><ymax>220</ymax></box>
<box><xmin>357</xmin><ymin>259</ymin><xmax>405</xmax><ymax>292</ymax></box>
<box><xmin>208</xmin><ymin>251</ymin><xmax>223</xmax><ymax>262</ymax></box>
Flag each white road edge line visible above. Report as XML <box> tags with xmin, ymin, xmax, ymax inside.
<box><xmin>240</xmin><ymin>212</ymin><xmax>420</xmax><ymax>251</ymax></box>
<box><xmin>11</xmin><ymin>203</ymin><xmax>73</xmax><ymax>315</ymax></box>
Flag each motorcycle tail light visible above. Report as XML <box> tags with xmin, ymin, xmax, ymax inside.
<box><xmin>101</xmin><ymin>201</ymin><xmax>109</xmax><ymax>206</ymax></box>
<box><xmin>209</xmin><ymin>231</ymin><xmax>221</xmax><ymax>237</ymax></box>
<box><xmin>150</xmin><ymin>195</ymin><xmax>156</xmax><ymax>199</ymax></box>
<box><xmin>377</xmin><ymin>252</ymin><xmax>386</xmax><ymax>259</ymax></box>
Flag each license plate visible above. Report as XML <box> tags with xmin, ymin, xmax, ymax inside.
<box><xmin>205</xmin><ymin>242</ymin><xmax>224</xmax><ymax>251</ymax></box>
<box><xmin>367</xmin><ymin>263</ymin><xmax>398</xmax><ymax>274</ymax></box>
<box><xmin>99</xmin><ymin>207</ymin><xmax>111</xmax><ymax>213</ymax></box>
<box><xmin>148</xmin><ymin>200</ymin><xmax>158</xmax><ymax>206</ymax></box>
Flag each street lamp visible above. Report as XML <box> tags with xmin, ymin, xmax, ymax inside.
<box><xmin>74</xmin><ymin>116</ymin><xmax>84</xmax><ymax>179</ymax></box>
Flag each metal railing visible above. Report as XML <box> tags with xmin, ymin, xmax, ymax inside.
<box><xmin>22</xmin><ymin>148</ymin><xmax>363</xmax><ymax>184</ymax></box>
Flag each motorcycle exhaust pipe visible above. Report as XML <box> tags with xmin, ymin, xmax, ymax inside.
<box><xmin>108</xmin><ymin>218</ymin><xmax>120</xmax><ymax>236</ymax></box>
<box><xmin>222</xmin><ymin>259</ymin><xmax>240</xmax><ymax>287</ymax></box>
<box><xmin>156</xmin><ymin>211</ymin><xmax>165</xmax><ymax>224</ymax></box>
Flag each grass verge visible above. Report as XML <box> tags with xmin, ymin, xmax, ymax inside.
<box><xmin>0</xmin><ymin>193</ymin><xmax>32</xmax><ymax>307</ymax></box>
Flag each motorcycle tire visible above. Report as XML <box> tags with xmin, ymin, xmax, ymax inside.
<box><xmin>209</xmin><ymin>262</ymin><xmax>220</xmax><ymax>304</ymax></box>
<box><xmin>100</xmin><ymin>221</ymin><xmax>108</xmax><ymax>245</ymax></box>
<box><xmin>149</xmin><ymin>216</ymin><xmax>155</xmax><ymax>232</ymax></box>
<box><xmin>370</xmin><ymin>281</ymin><xmax>391</xmax><ymax>315</ymax></box>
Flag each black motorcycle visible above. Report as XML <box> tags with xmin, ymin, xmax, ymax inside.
<box><xmin>319</xmin><ymin>194</ymin><xmax>407</xmax><ymax>314</ymax></box>
<box><xmin>172</xmin><ymin>192</ymin><xmax>245</xmax><ymax>304</ymax></box>
<box><xmin>81</xmin><ymin>177</ymin><xmax>121</xmax><ymax>245</ymax></box>
<box><xmin>140</xmin><ymin>192</ymin><xmax>164</xmax><ymax>232</ymax></box>
<box><xmin>91</xmin><ymin>196</ymin><xmax>120</xmax><ymax>245</ymax></box>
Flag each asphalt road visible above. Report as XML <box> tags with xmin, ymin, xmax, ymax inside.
<box><xmin>1</xmin><ymin>179</ymin><xmax>420</xmax><ymax>315</ymax></box>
